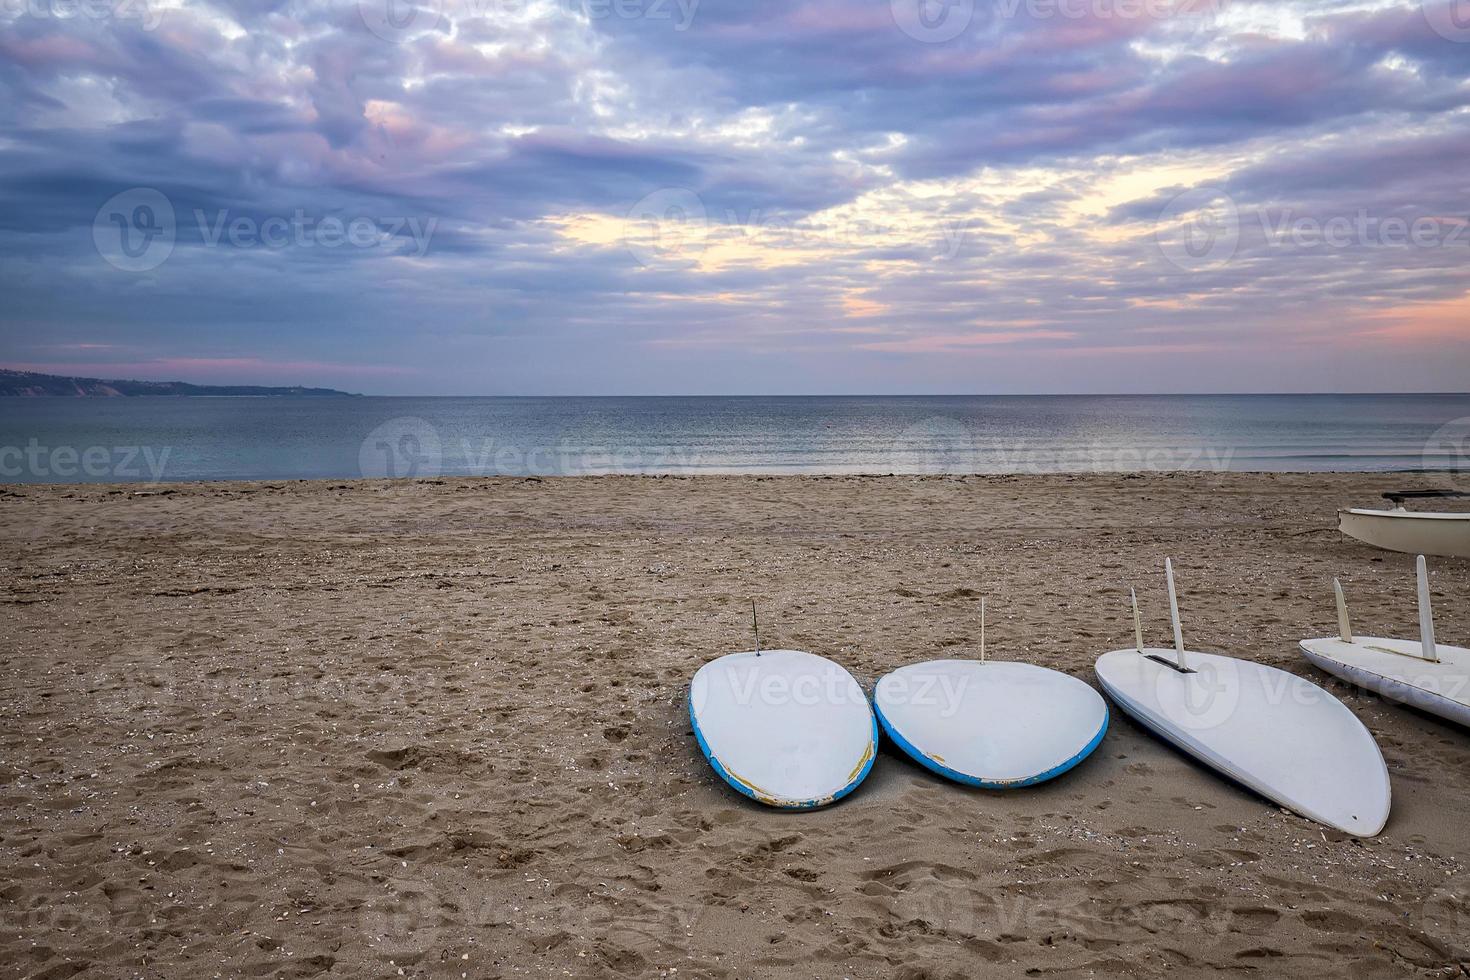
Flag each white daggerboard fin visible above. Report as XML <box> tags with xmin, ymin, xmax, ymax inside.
<box><xmin>1095</xmin><ymin>648</ymin><xmax>1391</xmax><ymax>836</ymax></box>
<box><xmin>873</xmin><ymin>661</ymin><xmax>1108</xmax><ymax>788</ymax></box>
<box><xmin>689</xmin><ymin>650</ymin><xmax>877</xmax><ymax>810</ymax></box>
<box><xmin>1299</xmin><ymin>638</ymin><xmax>1470</xmax><ymax>729</ymax></box>
<box><xmin>1416</xmin><ymin>555</ymin><xmax>1439</xmax><ymax>664</ymax></box>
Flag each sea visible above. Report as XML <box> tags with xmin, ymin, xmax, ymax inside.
<box><xmin>1</xmin><ymin>394</ymin><xmax>1467</xmax><ymax>484</ymax></box>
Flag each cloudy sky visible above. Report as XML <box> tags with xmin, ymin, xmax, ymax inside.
<box><xmin>1</xmin><ymin>0</ymin><xmax>1468</xmax><ymax>394</ymax></box>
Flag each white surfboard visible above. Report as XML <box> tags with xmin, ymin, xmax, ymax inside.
<box><xmin>1300</xmin><ymin>558</ymin><xmax>1470</xmax><ymax>728</ymax></box>
<box><xmin>874</xmin><ymin>660</ymin><xmax>1108</xmax><ymax>788</ymax></box>
<box><xmin>1096</xmin><ymin>562</ymin><xmax>1391</xmax><ymax>837</ymax></box>
<box><xmin>872</xmin><ymin>596</ymin><xmax>1107</xmax><ymax>787</ymax></box>
<box><xmin>689</xmin><ymin>649</ymin><xmax>877</xmax><ymax>809</ymax></box>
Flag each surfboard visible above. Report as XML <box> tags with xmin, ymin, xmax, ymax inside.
<box><xmin>689</xmin><ymin>649</ymin><xmax>877</xmax><ymax>809</ymax></box>
<box><xmin>1096</xmin><ymin>648</ymin><xmax>1390</xmax><ymax>835</ymax></box>
<box><xmin>1299</xmin><ymin>558</ymin><xmax>1470</xmax><ymax>728</ymax></box>
<box><xmin>1300</xmin><ymin>638</ymin><xmax>1470</xmax><ymax>728</ymax></box>
<box><xmin>1096</xmin><ymin>561</ymin><xmax>1391</xmax><ymax>837</ymax></box>
<box><xmin>873</xmin><ymin>660</ymin><xmax>1108</xmax><ymax>788</ymax></box>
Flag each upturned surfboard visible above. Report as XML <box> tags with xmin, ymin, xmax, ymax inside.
<box><xmin>1300</xmin><ymin>557</ymin><xmax>1470</xmax><ymax>728</ymax></box>
<box><xmin>1096</xmin><ymin>560</ymin><xmax>1391</xmax><ymax>837</ymax></box>
<box><xmin>690</xmin><ymin>648</ymin><xmax>877</xmax><ymax>809</ymax></box>
<box><xmin>873</xmin><ymin>599</ymin><xmax>1107</xmax><ymax>788</ymax></box>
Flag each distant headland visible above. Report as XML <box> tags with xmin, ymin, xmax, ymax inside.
<box><xmin>0</xmin><ymin>368</ymin><xmax>360</xmax><ymax>398</ymax></box>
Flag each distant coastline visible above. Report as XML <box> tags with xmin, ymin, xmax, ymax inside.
<box><xmin>0</xmin><ymin>369</ymin><xmax>358</xmax><ymax>398</ymax></box>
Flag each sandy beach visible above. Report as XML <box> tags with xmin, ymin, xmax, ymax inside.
<box><xmin>2</xmin><ymin>472</ymin><xmax>1468</xmax><ymax>979</ymax></box>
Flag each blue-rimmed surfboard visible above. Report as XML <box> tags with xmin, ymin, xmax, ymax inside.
<box><xmin>873</xmin><ymin>599</ymin><xmax>1108</xmax><ymax>788</ymax></box>
<box><xmin>690</xmin><ymin>649</ymin><xmax>877</xmax><ymax>809</ymax></box>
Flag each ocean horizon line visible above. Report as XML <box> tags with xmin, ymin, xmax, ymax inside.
<box><xmin>332</xmin><ymin>390</ymin><xmax>1470</xmax><ymax>398</ymax></box>
<box><xmin>6</xmin><ymin>390</ymin><xmax>1462</xmax><ymax>399</ymax></box>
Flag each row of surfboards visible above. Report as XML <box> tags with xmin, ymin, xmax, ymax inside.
<box><xmin>688</xmin><ymin>557</ymin><xmax>1468</xmax><ymax>837</ymax></box>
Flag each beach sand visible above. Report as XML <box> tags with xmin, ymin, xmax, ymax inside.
<box><xmin>2</xmin><ymin>473</ymin><xmax>1468</xmax><ymax>979</ymax></box>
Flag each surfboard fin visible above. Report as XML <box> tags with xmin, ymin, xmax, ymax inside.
<box><xmin>980</xmin><ymin>596</ymin><xmax>986</xmax><ymax>665</ymax></box>
<box><xmin>1165</xmin><ymin>558</ymin><xmax>1189</xmax><ymax>671</ymax></box>
<box><xmin>1333</xmin><ymin>578</ymin><xmax>1353</xmax><ymax>644</ymax></box>
<box><xmin>1417</xmin><ymin>555</ymin><xmax>1440</xmax><ymax>664</ymax></box>
<box><xmin>1131</xmin><ymin>588</ymin><xmax>1143</xmax><ymax>653</ymax></box>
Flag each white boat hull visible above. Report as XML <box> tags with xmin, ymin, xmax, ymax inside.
<box><xmin>1299</xmin><ymin>637</ymin><xmax>1470</xmax><ymax>729</ymax></box>
<box><xmin>1338</xmin><ymin>508</ymin><xmax>1470</xmax><ymax>559</ymax></box>
<box><xmin>1095</xmin><ymin>648</ymin><xmax>1391</xmax><ymax>836</ymax></box>
<box><xmin>872</xmin><ymin>660</ymin><xmax>1108</xmax><ymax>788</ymax></box>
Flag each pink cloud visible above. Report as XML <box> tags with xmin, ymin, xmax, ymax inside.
<box><xmin>0</xmin><ymin>32</ymin><xmax>98</xmax><ymax>69</ymax></box>
<box><xmin>860</xmin><ymin>330</ymin><xmax>1077</xmax><ymax>352</ymax></box>
<box><xmin>1350</xmin><ymin>293</ymin><xmax>1470</xmax><ymax>344</ymax></box>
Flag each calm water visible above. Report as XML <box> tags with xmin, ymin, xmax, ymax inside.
<box><xmin>1</xmin><ymin>394</ymin><xmax>1467</xmax><ymax>483</ymax></box>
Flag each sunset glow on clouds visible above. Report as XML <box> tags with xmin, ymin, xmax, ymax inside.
<box><xmin>1</xmin><ymin>0</ymin><xmax>1468</xmax><ymax>393</ymax></box>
